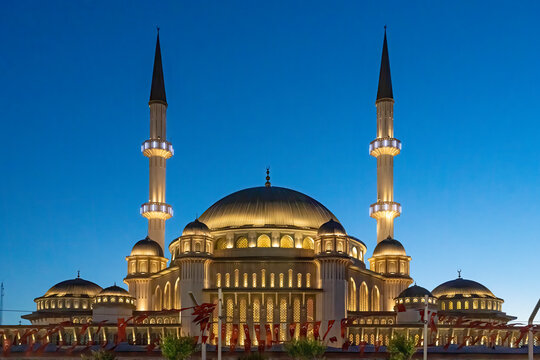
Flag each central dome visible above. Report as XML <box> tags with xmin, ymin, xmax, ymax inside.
<box><xmin>199</xmin><ymin>186</ymin><xmax>338</xmax><ymax>231</ymax></box>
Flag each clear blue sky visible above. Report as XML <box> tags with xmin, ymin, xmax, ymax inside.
<box><xmin>1</xmin><ymin>1</ymin><xmax>538</xmax><ymax>324</ymax></box>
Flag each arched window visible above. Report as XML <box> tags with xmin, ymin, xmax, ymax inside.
<box><xmin>473</xmin><ymin>300</ymin><xmax>478</xmax><ymax>309</ymax></box>
<box><xmin>216</xmin><ymin>273</ymin><xmax>222</xmax><ymax>288</ymax></box>
<box><xmin>257</xmin><ymin>235</ymin><xmax>271</xmax><ymax>248</ymax></box>
<box><xmin>464</xmin><ymin>300</ymin><xmax>469</xmax><ymax>310</ymax></box>
<box><xmin>267</xmin><ymin>297</ymin><xmax>274</xmax><ymax>323</ymax></box>
<box><xmin>359</xmin><ymin>282</ymin><xmax>369</xmax><ymax>311</ymax></box>
<box><xmin>302</xmin><ymin>237</ymin><xmax>314</xmax><ymax>250</ymax></box>
<box><xmin>163</xmin><ymin>282</ymin><xmax>171</xmax><ymax>309</ymax></box>
<box><xmin>359</xmin><ymin>250</ymin><xmax>363</xmax><ymax>261</ymax></box>
<box><xmin>253</xmin><ymin>298</ymin><xmax>261</xmax><ymax>323</ymax></box>
<box><xmin>183</xmin><ymin>242</ymin><xmax>190</xmax><ymax>252</ymax></box>
<box><xmin>154</xmin><ymin>286</ymin><xmax>163</xmax><ymax>311</ymax></box>
<box><xmin>306</xmin><ymin>273</ymin><xmax>311</xmax><ymax>288</ymax></box>
<box><xmin>195</xmin><ymin>242</ymin><xmax>201</xmax><ymax>252</ymax></box>
<box><xmin>225</xmin><ymin>273</ymin><xmax>230</xmax><ymax>287</ymax></box>
<box><xmin>240</xmin><ymin>298</ymin><xmax>247</xmax><ymax>322</ymax></box>
<box><xmin>279</xmin><ymin>273</ymin><xmax>284</xmax><ymax>288</ymax></box>
<box><xmin>449</xmin><ymin>301</ymin><xmax>454</xmax><ymax>310</ymax></box>
<box><xmin>216</xmin><ymin>238</ymin><xmax>227</xmax><ymax>250</ymax></box>
<box><xmin>243</xmin><ymin>273</ymin><xmax>248</xmax><ymax>288</ymax></box>
<box><xmin>234</xmin><ymin>269</ymin><xmax>239</xmax><ymax>287</ymax></box>
<box><xmin>306</xmin><ymin>298</ymin><xmax>314</xmax><ymax>322</ymax></box>
<box><xmin>280</xmin><ymin>235</ymin><xmax>294</xmax><ymax>248</ymax></box>
<box><xmin>337</xmin><ymin>241</ymin><xmax>344</xmax><ymax>252</ymax></box>
<box><xmin>261</xmin><ymin>269</ymin><xmax>266</xmax><ymax>287</ymax></box>
<box><xmin>481</xmin><ymin>300</ymin><xmax>486</xmax><ymax>309</ymax></box>
<box><xmin>371</xmin><ymin>286</ymin><xmax>380</xmax><ymax>311</ymax></box>
<box><xmin>174</xmin><ymin>278</ymin><xmax>180</xmax><ymax>309</ymax></box>
<box><xmin>348</xmin><ymin>278</ymin><xmax>357</xmax><ymax>311</ymax></box>
<box><xmin>288</xmin><ymin>269</ymin><xmax>293</xmax><ymax>287</ymax></box>
<box><xmin>457</xmin><ymin>301</ymin><xmax>462</xmax><ymax>310</ymax></box>
<box><xmin>297</xmin><ymin>273</ymin><xmax>302</xmax><ymax>287</ymax></box>
<box><xmin>351</xmin><ymin>247</ymin><xmax>358</xmax><ymax>259</ymax></box>
<box><xmin>325</xmin><ymin>241</ymin><xmax>332</xmax><ymax>251</ymax></box>
<box><xmin>236</xmin><ymin>237</ymin><xmax>248</xmax><ymax>248</ymax></box>
<box><xmin>252</xmin><ymin>273</ymin><xmax>257</xmax><ymax>288</ymax></box>
<box><xmin>441</xmin><ymin>301</ymin><xmax>446</xmax><ymax>310</ymax></box>
<box><xmin>279</xmin><ymin>298</ymin><xmax>287</xmax><ymax>340</ymax></box>
<box><xmin>270</xmin><ymin>273</ymin><xmax>275</xmax><ymax>288</ymax></box>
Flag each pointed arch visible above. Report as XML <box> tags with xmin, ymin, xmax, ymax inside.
<box><xmin>174</xmin><ymin>278</ymin><xmax>180</xmax><ymax>309</ymax></box>
<box><xmin>371</xmin><ymin>285</ymin><xmax>380</xmax><ymax>311</ymax></box>
<box><xmin>359</xmin><ymin>282</ymin><xmax>369</xmax><ymax>311</ymax></box>
<box><xmin>280</xmin><ymin>235</ymin><xmax>294</xmax><ymax>248</ymax></box>
<box><xmin>163</xmin><ymin>282</ymin><xmax>171</xmax><ymax>310</ymax></box>
<box><xmin>154</xmin><ymin>285</ymin><xmax>163</xmax><ymax>311</ymax></box>
<box><xmin>257</xmin><ymin>235</ymin><xmax>271</xmax><ymax>247</ymax></box>
<box><xmin>348</xmin><ymin>278</ymin><xmax>357</xmax><ymax>311</ymax></box>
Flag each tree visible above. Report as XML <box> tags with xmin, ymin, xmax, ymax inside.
<box><xmin>284</xmin><ymin>338</ymin><xmax>326</xmax><ymax>360</ymax></box>
<box><xmin>81</xmin><ymin>349</ymin><xmax>117</xmax><ymax>360</ymax></box>
<box><xmin>161</xmin><ymin>335</ymin><xmax>196</xmax><ymax>360</ymax></box>
<box><xmin>387</xmin><ymin>334</ymin><xmax>416</xmax><ymax>360</ymax></box>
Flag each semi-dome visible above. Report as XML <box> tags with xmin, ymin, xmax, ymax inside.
<box><xmin>44</xmin><ymin>277</ymin><xmax>102</xmax><ymax>298</ymax></box>
<box><xmin>373</xmin><ymin>236</ymin><xmax>406</xmax><ymax>256</ymax></box>
<box><xmin>131</xmin><ymin>237</ymin><xmax>164</xmax><ymax>257</ymax></box>
<box><xmin>397</xmin><ymin>284</ymin><xmax>433</xmax><ymax>299</ymax></box>
<box><xmin>432</xmin><ymin>277</ymin><xmax>496</xmax><ymax>298</ymax></box>
<box><xmin>182</xmin><ymin>219</ymin><xmax>211</xmax><ymax>237</ymax></box>
<box><xmin>199</xmin><ymin>186</ymin><xmax>338</xmax><ymax>231</ymax></box>
<box><xmin>99</xmin><ymin>285</ymin><xmax>130</xmax><ymax>297</ymax></box>
<box><xmin>318</xmin><ymin>219</ymin><xmax>346</xmax><ymax>236</ymax></box>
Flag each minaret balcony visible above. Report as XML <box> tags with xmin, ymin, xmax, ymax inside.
<box><xmin>140</xmin><ymin>202</ymin><xmax>173</xmax><ymax>220</ymax></box>
<box><xmin>369</xmin><ymin>138</ymin><xmax>401</xmax><ymax>157</ymax></box>
<box><xmin>369</xmin><ymin>201</ymin><xmax>401</xmax><ymax>219</ymax></box>
<box><xmin>141</xmin><ymin>139</ymin><xmax>174</xmax><ymax>159</ymax></box>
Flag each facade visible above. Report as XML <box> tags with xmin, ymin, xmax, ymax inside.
<box><xmin>3</xmin><ymin>30</ymin><xmax>528</xmax><ymax>355</ymax></box>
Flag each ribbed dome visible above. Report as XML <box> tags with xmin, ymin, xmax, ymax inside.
<box><xmin>44</xmin><ymin>278</ymin><xmax>102</xmax><ymax>298</ymax></box>
<box><xmin>318</xmin><ymin>219</ymin><xmax>346</xmax><ymax>236</ymax></box>
<box><xmin>397</xmin><ymin>285</ymin><xmax>433</xmax><ymax>299</ymax></box>
<box><xmin>182</xmin><ymin>219</ymin><xmax>211</xmax><ymax>236</ymax></box>
<box><xmin>199</xmin><ymin>186</ymin><xmax>338</xmax><ymax>230</ymax></box>
<box><xmin>432</xmin><ymin>278</ymin><xmax>495</xmax><ymax>298</ymax></box>
<box><xmin>373</xmin><ymin>237</ymin><xmax>406</xmax><ymax>256</ymax></box>
<box><xmin>131</xmin><ymin>237</ymin><xmax>164</xmax><ymax>257</ymax></box>
<box><xmin>99</xmin><ymin>285</ymin><xmax>130</xmax><ymax>297</ymax></box>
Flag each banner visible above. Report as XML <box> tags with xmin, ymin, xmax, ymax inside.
<box><xmin>288</xmin><ymin>322</ymin><xmax>297</xmax><ymax>339</ymax></box>
<box><xmin>230</xmin><ymin>324</ymin><xmax>239</xmax><ymax>352</ymax></box>
<box><xmin>340</xmin><ymin>318</ymin><xmax>348</xmax><ymax>338</ymax></box>
<box><xmin>243</xmin><ymin>324</ymin><xmax>251</xmax><ymax>352</ymax></box>
<box><xmin>313</xmin><ymin>321</ymin><xmax>321</xmax><ymax>340</ymax></box>
<box><xmin>272</xmin><ymin>324</ymin><xmax>280</xmax><ymax>344</ymax></box>
<box><xmin>265</xmin><ymin>324</ymin><xmax>272</xmax><ymax>349</ymax></box>
<box><xmin>300</xmin><ymin>322</ymin><xmax>309</xmax><ymax>338</ymax></box>
<box><xmin>322</xmin><ymin>320</ymin><xmax>335</xmax><ymax>341</ymax></box>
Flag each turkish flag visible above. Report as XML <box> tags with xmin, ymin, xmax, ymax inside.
<box><xmin>359</xmin><ymin>341</ymin><xmax>367</xmax><ymax>355</ymax></box>
<box><xmin>341</xmin><ymin>340</ymin><xmax>350</xmax><ymax>351</ymax></box>
<box><xmin>254</xmin><ymin>325</ymin><xmax>261</xmax><ymax>343</ymax></box>
<box><xmin>243</xmin><ymin>324</ymin><xmax>251</xmax><ymax>352</ymax></box>
<box><xmin>289</xmin><ymin>323</ymin><xmax>297</xmax><ymax>339</ymax></box>
<box><xmin>273</xmin><ymin>324</ymin><xmax>280</xmax><ymax>344</ymax></box>
<box><xmin>300</xmin><ymin>322</ymin><xmax>309</xmax><ymax>338</ymax></box>
<box><xmin>313</xmin><ymin>321</ymin><xmax>321</xmax><ymax>340</ymax></box>
<box><xmin>230</xmin><ymin>324</ymin><xmax>239</xmax><ymax>352</ymax></box>
<box><xmin>116</xmin><ymin>318</ymin><xmax>127</xmax><ymax>344</ymax></box>
<box><xmin>221</xmin><ymin>323</ymin><xmax>226</xmax><ymax>343</ymax></box>
<box><xmin>329</xmin><ymin>336</ymin><xmax>337</xmax><ymax>343</ymax></box>
<box><xmin>340</xmin><ymin>318</ymin><xmax>348</xmax><ymax>338</ymax></box>
<box><xmin>396</xmin><ymin>303</ymin><xmax>406</xmax><ymax>312</ymax></box>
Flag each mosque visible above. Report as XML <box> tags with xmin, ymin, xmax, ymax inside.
<box><xmin>3</xmin><ymin>30</ymin><xmax>522</xmax><ymax>351</ymax></box>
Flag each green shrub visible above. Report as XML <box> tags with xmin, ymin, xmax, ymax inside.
<box><xmin>161</xmin><ymin>335</ymin><xmax>197</xmax><ymax>360</ymax></box>
<box><xmin>284</xmin><ymin>338</ymin><xmax>326</xmax><ymax>360</ymax></box>
<box><xmin>387</xmin><ymin>334</ymin><xmax>416</xmax><ymax>360</ymax></box>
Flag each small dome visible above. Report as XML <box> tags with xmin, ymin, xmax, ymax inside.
<box><xmin>373</xmin><ymin>236</ymin><xmax>406</xmax><ymax>256</ymax></box>
<box><xmin>99</xmin><ymin>285</ymin><xmax>131</xmax><ymax>297</ymax></box>
<box><xmin>397</xmin><ymin>285</ymin><xmax>433</xmax><ymax>299</ymax></box>
<box><xmin>318</xmin><ymin>219</ymin><xmax>346</xmax><ymax>236</ymax></box>
<box><xmin>432</xmin><ymin>277</ymin><xmax>495</xmax><ymax>298</ymax></box>
<box><xmin>44</xmin><ymin>277</ymin><xmax>102</xmax><ymax>298</ymax></box>
<box><xmin>182</xmin><ymin>219</ymin><xmax>211</xmax><ymax>237</ymax></box>
<box><xmin>131</xmin><ymin>237</ymin><xmax>164</xmax><ymax>257</ymax></box>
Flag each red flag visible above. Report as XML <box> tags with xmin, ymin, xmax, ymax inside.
<box><xmin>146</xmin><ymin>337</ymin><xmax>159</xmax><ymax>352</ymax></box>
<box><xmin>514</xmin><ymin>325</ymin><xmax>532</xmax><ymax>347</ymax></box>
<box><xmin>254</xmin><ymin>325</ymin><xmax>261</xmax><ymax>343</ymax></box>
<box><xmin>501</xmin><ymin>331</ymin><xmax>511</xmax><ymax>345</ymax></box>
<box><xmin>134</xmin><ymin>315</ymin><xmax>148</xmax><ymax>324</ymax></box>
<box><xmin>300</xmin><ymin>322</ymin><xmax>309</xmax><ymax>338</ymax></box>
<box><xmin>243</xmin><ymin>324</ymin><xmax>251</xmax><ymax>352</ymax></box>
<box><xmin>313</xmin><ymin>321</ymin><xmax>321</xmax><ymax>340</ymax></box>
<box><xmin>396</xmin><ymin>303</ymin><xmax>406</xmax><ymax>312</ymax></box>
<box><xmin>265</xmin><ymin>324</ymin><xmax>272</xmax><ymax>349</ymax></box>
<box><xmin>272</xmin><ymin>324</ymin><xmax>280</xmax><ymax>344</ymax></box>
<box><xmin>359</xmin><ymin>341</ymin><xmax>367</xmax><ymax>355</ymax></box>
<box><xmin>116</xmin><ymin>318</ymin><xmax>128</xmax><ymax>344</ymax></box>
<box><xmin>471</xmin><ymin>335</ymin><xmax>481</xmax><ymax>345</ymax></box>
<box><xmin>443</xmin><ymin>336</ymin><xmax>454</xmax><ymax>350</ymax></box>
<box><xmin>458</xmin><ymin>335</ymin><xmax>471</xmax><ymax>349</ymax></box>
<box><xmin>341</xmin><ymin>340</ymin><xmax>350</xmax><ymax>351</ymax></box>
<box><xmin>375</xmin><ymin>340</ymin><xmax>382</xmax><ymax>352</ymax></box>
<box><xmin>258</xmin><ymin>340</ymin><xmax>265</xmax><ymax>353</ymax></box>
<box><xmin>202</xmin><ymin>336</ymin><xmax>208</xmax><ymax>344</ymax></box>
<box><xmin>221</xmin><ymin>323</ymin><xmax>226</xmax><ymax>344</ymax></box>
<box><xmin>322</xmin><ymin>320</ymin><xmax>335</xmax><ymax>341</ymax></box>
<box><xmin>429</xmin><ymin>312</ymin><xmax>438</xmax><ymax>333</ymax></box>
<box><xmin>3</xmin><ymin>338</ymin><xmax>11</xmax><ymax>356</ymax></box>
<box><xmin>230</xmin><ymin>324</ymin><xmax>239</xmax><ymax>352</ymax></box>
<box><xmin>340</xmin><ymin>318</ymin><xmax>348</xmax><ymax>338</ymax></box>
<box><xmin>288</xmin><ymin>323</ymin><xmax>297</xmax><ymax>339</ymax></box>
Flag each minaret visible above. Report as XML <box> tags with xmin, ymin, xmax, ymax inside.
<box><xmin>369</xmin><ymin>28</ymin><xmax>402</xmax><ymax>243</ymax></box>
<box><xmin>140</xmin><ymin>30</ymin><xmax>174</xmax><ymax>251</ymax></box>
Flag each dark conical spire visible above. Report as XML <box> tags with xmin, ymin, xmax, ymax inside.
<box><xmin>149</xmin><ymin>29</ymin><xmax>167</xmax><ymax>104</ymax></box>
<box><xmin>376</xmin><ymin>27</ymin><xmax>393</xmax><ymax>101</ymax></box>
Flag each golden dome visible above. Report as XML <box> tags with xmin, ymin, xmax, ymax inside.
<box><xmin>182</xmin><ymin>219</ymin><xmax>211</xmax><ymax>237</ymax></box>
<box><xmin>131</xmin><ymin>237</ymin><xmax>164</xmax><ymax>257</ymax></box>
<box><xmin>432</xmin><ymin>278</ymin><xmax>496</xmax><ymax>298</ymax></box>
<box><xmin>199</xmin><ymin>186</ymin><xmax>338</xmax><ymax>231</ymax></box>
<box><xmin>44</xmin><ymin>277</ymin><xmax>102</xmax><ymax>298</ymax></box>
<box><xmin>99</xmin><ymin>285</ymin><xmax>131</xmax><ymax>297</ymax></box>
<box><xmin>372</xmin><ymin>236</ymin><xmax>406</xmax><ymax>256</ymax></box>
<box><xmin>318</xmin><ymin>219</ymin><xmax>346</xmax><ymax>236</ymax></box>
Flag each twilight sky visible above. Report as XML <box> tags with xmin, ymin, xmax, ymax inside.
<box><xmin>1</xmin><ymin>1</ymin><xmax>539</xmax><ymax>324</ymax></box>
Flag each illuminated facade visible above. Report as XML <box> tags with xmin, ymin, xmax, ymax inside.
<box><xmin>7</xmin><ymin>30</ymin><xmax>522</xmax><ymax>353</ymax></box>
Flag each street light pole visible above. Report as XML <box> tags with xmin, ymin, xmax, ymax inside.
<box><xmin>218</xmin><ymin>288</ymin><xmax>223</xmax><ymax>360</ymax></box>
<box><xmin>528</xmin><ymin>298</ymin><xmax>540</xmax><ymax>360</ymax></box>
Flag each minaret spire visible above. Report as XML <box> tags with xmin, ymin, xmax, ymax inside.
<box><xmin>140</xmin><ymin>31</ymin><xmax>174</xmax><ymax>251</ymax></box>
<box><xmin>150</xmin><ymin>29</ymin><xmax>167</xmax><ymax>104</ymax></box>
<box><xmin>376</xmin><ymin>26</ymin><xmax>393</xmax><ymax>101</ymax></box>
<box><xmin>369</xmin><ymin>28</ymin><xmax>402</xmax><ymax>243</ymax></box>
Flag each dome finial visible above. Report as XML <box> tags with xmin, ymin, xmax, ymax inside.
<box><xmin>265</xmin><ymin>167</ymin><xmax>271</xmax><ymax>187</ymax></box>
<box><xmin>77</xmin><ymin>270</ymin><xmax>80</xmax><ymax>278</ymax></box>
<box><xmin>457</xmin><ymin>269</ymin><xmax>462</xmax><ymax>278</ymax></box>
